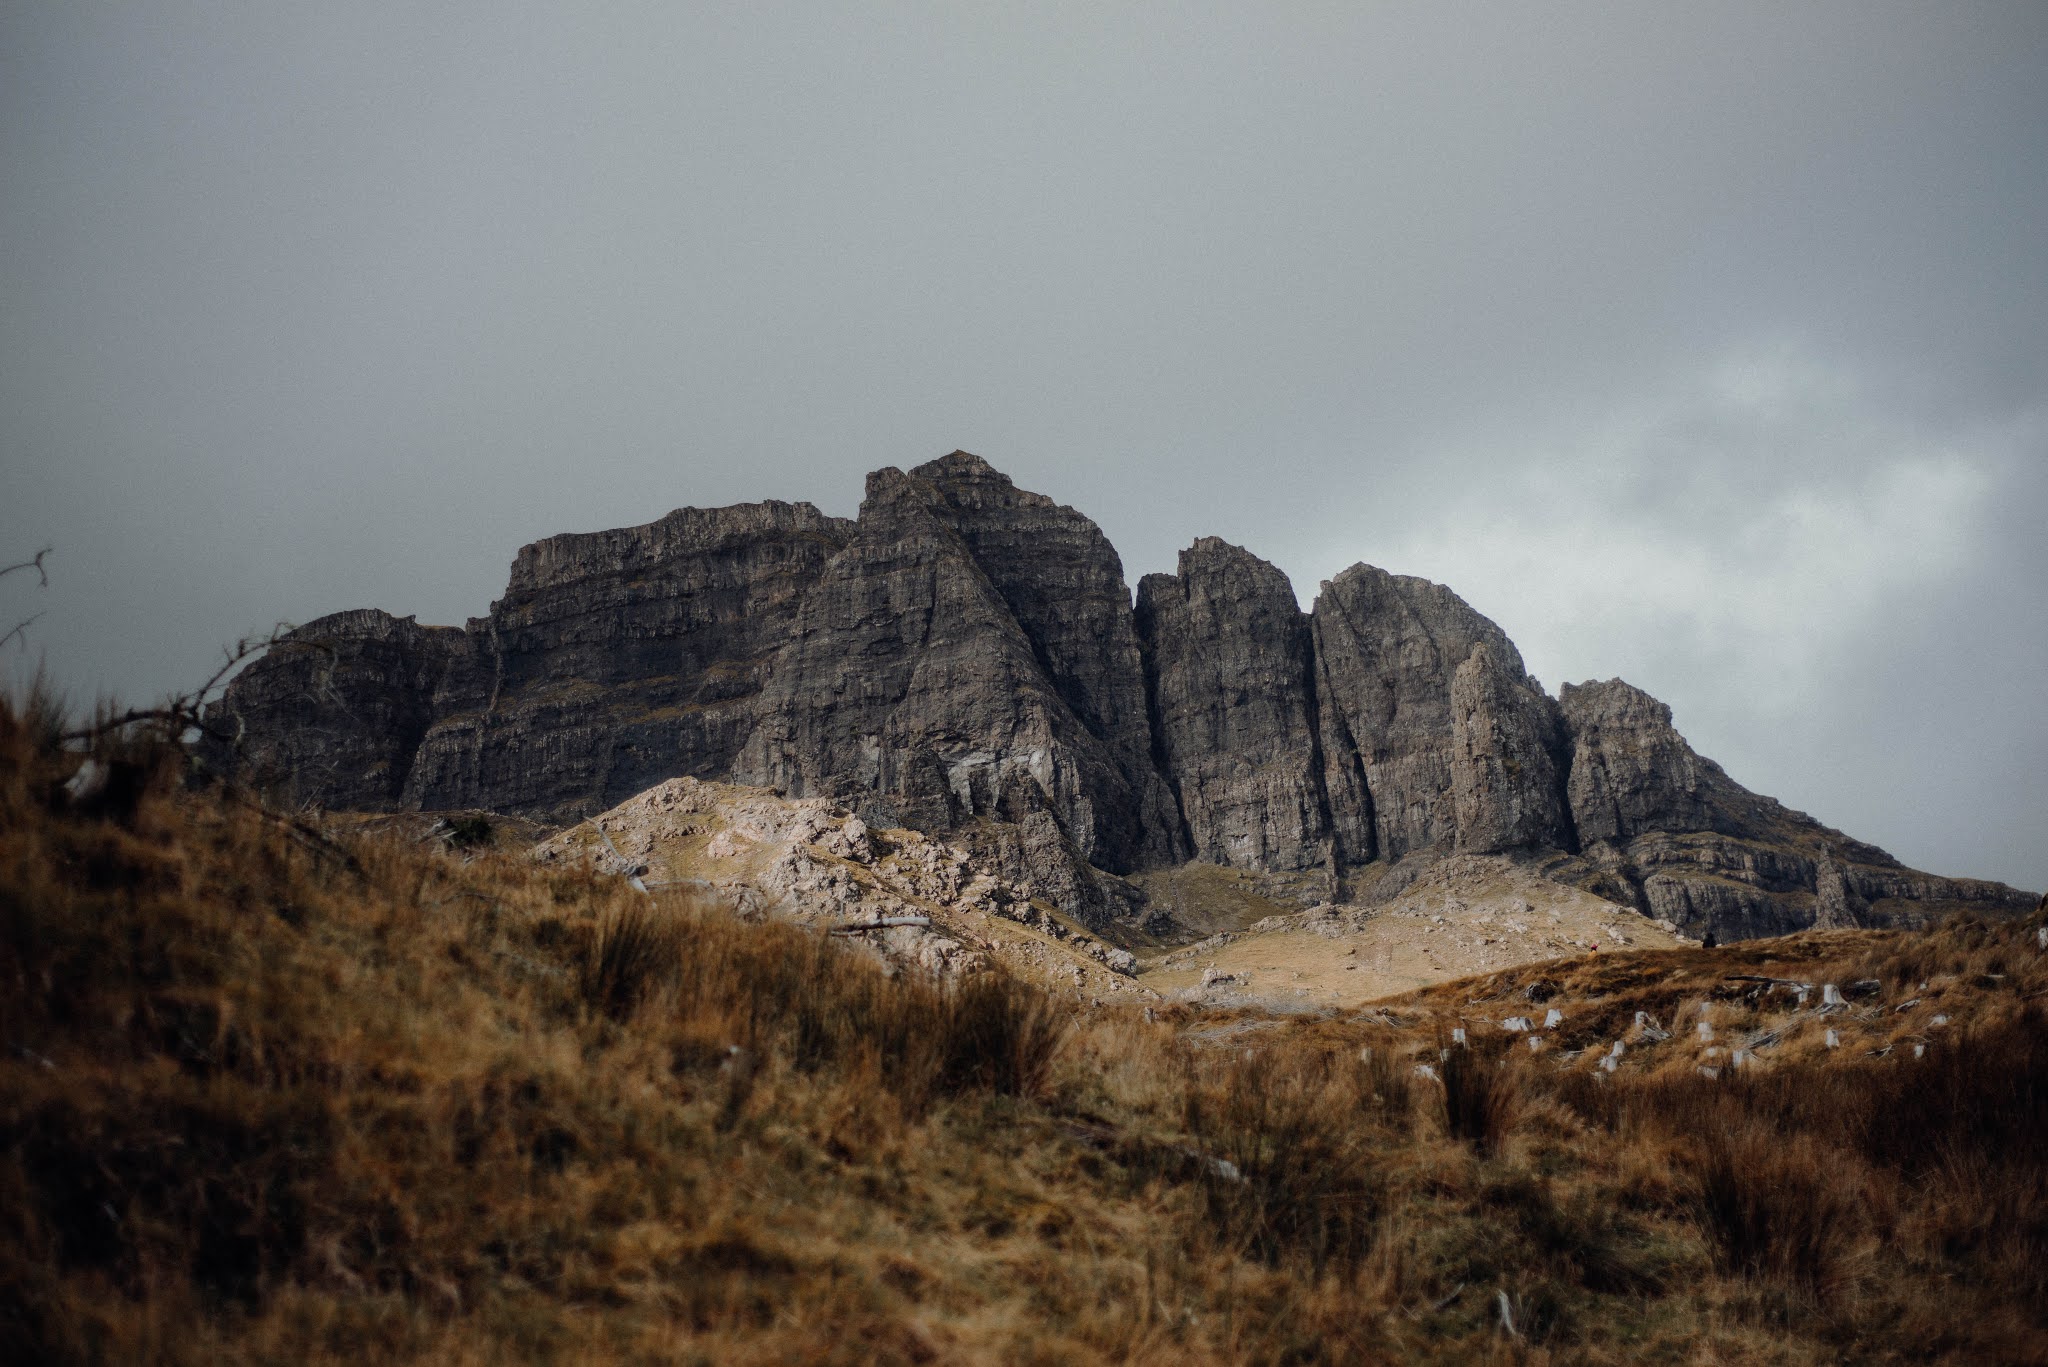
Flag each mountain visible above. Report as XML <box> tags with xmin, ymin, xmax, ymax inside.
<box><xmin>208</xmin><ymin>452</ymin><xmax>2034</xmax><ymax>943</ymax></box>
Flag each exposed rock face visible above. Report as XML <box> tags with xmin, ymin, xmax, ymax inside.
<box><xmin>731</xmin><ymin>466</ymin><xmax>1144</xmax><ymax>872</ymax></box>
<box><xmin>402</xmin><ymin>501</ymin><xmax>851</xmax><ymax>821</ymax></box>
<box><xmin>1811</xmin><ymin>853</ymin><xmax>1867</xmax><ymax>931</ymax></box>
<box><xmin>1135</xmin><ymin>538</ymin><xmax>1333</xmax><ymax>874</ymax></box>
<box><xmin>909</xmin><ymin>453</ymin><xmax>1186</xmax><ymax>867</ymax></box>
<box><xmin>211</xmin><ymin>451</ymin><xmax>2038</xmax><ymax>943</ymax></box>
<box><xmin>204</xmin><ymin>609</ymin><xmax>459</xmax><ymax>809</ymax></box>
<box><xmin>1448</xmin><ymin>642</ymin><xmax>1574</xmax><ymax>855</ymax></box>
<box><xmin>1310</xmin><ymin>566</ymin><xmax>1565</xmax><ymax>861</ymax></box>
<box><xmin>1557</xmin><ymin>678</ymin><xmax>2034</xmax><ymax>938</ymax></box>
<box><xmin>1558</xmin><ymin>680</ymin><xmax>1716</xmax><ymax>842</ymax></box>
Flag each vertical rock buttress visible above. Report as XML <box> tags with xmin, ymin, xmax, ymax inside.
<box><xmin>1134</xmin><ymin>538</ymin><xmax>1334</xmax><ymax>873</ymax></box>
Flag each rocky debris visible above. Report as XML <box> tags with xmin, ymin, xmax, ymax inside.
<box><xmin>1376</xmin><ymin>921</ymin><xmax>2048</xmax><ymax>1083</ymax></box>
<box><xmin>1136</xmin><ymin>538</ymin><xmax>1337</xmax><ymax>878</ymax></box>
<box><xmin>533</xmin><ymin>777</ymin><xmax>1149</xmax><ymax>996</ymax></box>
<box><xmin>212</xmin><ymin>451</ymin><xmax>2038</xmax><ymax>946</ymax></box>
<box><xmin>949</xmin><ymin>806</ymin><xmax>1151</xmax><ymax>932</ymax></box>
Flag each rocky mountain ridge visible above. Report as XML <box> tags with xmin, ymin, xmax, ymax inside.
<box><xmin>210</xmin><ymin>451</ymin><xmax>2036</xmax><ymax>943</ymax></box>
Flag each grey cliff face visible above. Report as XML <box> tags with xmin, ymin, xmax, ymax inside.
<box><xmin>1556</xmin><ymin>677</ymin><xmax>2035</xmax><ymax>938</ymax></box>
<box><xmin>205</xmin><ymin>608</ymin><xmax>458</xmax><ymax>809</ymax></box>
<box><xmin>405</xmin><ymin>500</ymin><xmax>850</xmax><ymax>821</ymax></box>
<box><xmin>1309</xmin><ymin>566</ymin><xmax>1556</xmax><ymax>861</ymax></box>
<box><xmin>730</xmin><ymin>465</ymin><xmax>1138</xmax><ymax>873</ymax></box>
<box><xmin>1448</xmin><ymin>641</ymin><xmax>1574</xmax><ymax>855</ymax></box>
<box><xmin>1557</xmin><ymin>679</ymin><xmax>1715</xmax><ymax>842</ymax></box>
<box><xmin>1135</xmin><ymin>538</ymin><xmax>1332</xmax><ymax>874</ymax></box>
<box><xmin>903</xmin><ymin>453</ymin><xmax>1188</xmax><ymax>867</ymax></box>
<box><xmin>210</xmin><ymin>452</ymin><xmax>2038</xmax><ymax>942</ymax></box>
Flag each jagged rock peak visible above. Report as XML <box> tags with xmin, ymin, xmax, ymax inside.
<box><xmin>1309</xmin><ymin>563</ymin><xmax>1542</xmax><ymax>861</ymax></box>
<box><xmin>1136</xmin><ymin>537</ymin><xmax>1334</xmax><ymax>878</ymax></box>
<box><xmin>507</xmin><ymin>500</ymin><xmax>852</xmax><ymax>595</ymax></box>
<box><xmin>1557</xmin><ymin>678</ymin><xmax>1713</xmax><ymax>844</ymax></box>
<box><xmin>910</xmin><ymin>448</ymin><xmax>1026</xmax><ymax>491</ymax></box>
<box><xmin>886</xmin><ymin>450</ymin><xmax>1185</xmax><ymax>868</ymax></box>
<box><xmin>207</xmin><ymin>451</ymin><xmax>2039</xmax><ymax>944</ymax></box>
<box><xmin>1449</xmin><ymin>641</ymin><xmax>1574</xmax><ymax>855</ymax></box>
<box><xmin>202</xmin><ymin>608</ymin><xmax>461</xmax><ymax>810</ymax></box>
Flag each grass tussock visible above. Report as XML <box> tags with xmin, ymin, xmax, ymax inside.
<box><xmin>2</xmin><ymin>679</ymin><xmax>2046</xmax><ymax>1364</ymax></box>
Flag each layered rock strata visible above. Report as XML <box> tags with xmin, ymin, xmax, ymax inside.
<box><xmin>1135</xmin><ymin>538</ymin><xmax>1335</xmax><ymax>875</ymax></box>
<box><xmin>211</xmin><ymin>452</ymin><xmax>2037</xmax><ymax>942</ymax></box>
<box><xmin>205</xmin><ymin>609</ymin><xmax>460</xmax><ymax>809</ymax></box>
<box><xmin>731</xmin><ymin>461</ymin><xmax>1179</xmax><ymax>881</ymax></box>
<box><xmin>910</xmin><ymin>452</ymin><xmax>1187</xmax><ymax>867</ymax></box>
<box><xmin>1555</xmin><ymin>678</ymin><xmax>2030</xmax><ymax>937</ymax></box>
<box><xmin>409</xmin><ymin>501</ymin><xmax>847</xmax><ymax>820</ymax></box>
<box><xmin>1309</xmin><ymin>566</ymin><xmax>1572</xmax><ymax>860</ymax></box>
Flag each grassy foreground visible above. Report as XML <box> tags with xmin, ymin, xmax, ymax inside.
<box><xmin>2</xmin><ymin>698</ymin><xmax>2046</xmax><ymax>1365</ymax></box>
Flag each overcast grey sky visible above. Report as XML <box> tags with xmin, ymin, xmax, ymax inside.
<box><xmin>3</xmin><ymin>2</ymin><xmax>2043</xmax><ymax>890</ymax></box>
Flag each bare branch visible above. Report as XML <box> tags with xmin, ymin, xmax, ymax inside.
<box><xmin>2</xmin><ymin>547</ymin><xmax>53</xmax><ymax>652</ymax></box>
<box><xmin>59</xmin><ymin>621</ymin><xmax>312</xmax><ymax>745</ymax></box>
<box><xmin>1</xmin><ymin>611</ymin><xmax>45</xmax><ymax>653</ymax></box>
<box><xmin>216</xmin><ymin>782</ymin><xmax>370</xmax><ymax>882</ymax></box>
<box><xmin>0</xmin><ymin>547</ymin><xmax>52</xmax><ymax>587</ymax></box>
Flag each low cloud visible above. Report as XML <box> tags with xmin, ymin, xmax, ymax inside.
<box><xmin>1281</xmin><ymin>343</ymin><xmax>2045</xmax><ymax>887</ymax></box>
<box><xmin>1325</xmin><ymin>343</ymin><xmax>2018</xmax><ymax>710</ymax></box>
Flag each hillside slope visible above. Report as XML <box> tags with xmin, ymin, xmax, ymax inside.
<box><xmin>7</xmin><ymin>705</ymin><xmax>2048</xmax><ymax>1364</ymax></box>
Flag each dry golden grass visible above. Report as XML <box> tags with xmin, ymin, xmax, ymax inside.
<box><xmin>2</xmin><ymin>688</ymin><xmax>2045</xmax><ymax>1364</ymax></box>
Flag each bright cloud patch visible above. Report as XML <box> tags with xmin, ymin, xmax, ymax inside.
<box><xmin>1310</xmin><ymin>344</ymin><xmax>2016</xmax><ymax>722</ymax></box>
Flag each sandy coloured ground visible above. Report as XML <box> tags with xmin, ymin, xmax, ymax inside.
<box><xmin>1139</xmin><ymin>854</ymin><xmax>1695</xmax><ymax>1009</ymax></box>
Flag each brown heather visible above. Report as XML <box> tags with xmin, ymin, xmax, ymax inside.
<box><xmin>2</xmin><ymin>687</ymin><xmax>2046</xmax><ymax>1364</ymax></box>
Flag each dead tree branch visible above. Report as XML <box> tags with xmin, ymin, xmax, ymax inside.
<box><xmin>60</xmin><ymin>622</ymin><xmax>307</xmax><ymax>745</ymax></box>
<box><xmin>2</xmin><ymin>547</ymin><xmax>52</xmax><ymax>652</ymax></box>
<box><xmin>1</xmin><ymin>548</ymin><xmax>52</xmax><ymax>587</ymax></box>
<box><xmin>1</xmin><ymin>612</ymin><xmax>45</xmax><ymax>653</ymax></box>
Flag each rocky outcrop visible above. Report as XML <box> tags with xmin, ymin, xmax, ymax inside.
<box><xmin>402</xmin><ymin>501</ymin><xmax>851</xmax><ymax>821</ymax></box>
<box><xmin>731</xmin><ymin>464</ymin><xmax>1139</xmax><ymax>865</ymax></box>
<box><xmin>1310</xmin><ymin>566</ymin><xmax>1565</xmax><ymax>861</ymax></box>
<box><xmin>204</xmin><ymin>609</ymin><xmax>460</xmax><ymax>809</ymax></box>
<box><xmin>1448</xmin><ymin>642</ymin><xmax>1574</xmax><ymax>855</ymax></box>
<box><xmin>909</xmin><ymin>453</ymin><xmax>1186</xmax><ymax>867</ymax></box>
<box><xmin>533</xmin><ymin>777</ymin><xmax>1151</xmax><ymax>998</ymax></box>
<box><xmin>1807</xmin><ymin>853</ymin><xmax>1862</xmax><ymax>931</ymax></box>
<box><xmin>210</xmin><ymin>451</ymin><xmax>2038</xmax><ymax>943</ymax></box>
<box><xmin>1136</xmin><ymin>538</ymin><xmax>1334</xmax><ymax>875</ymax></box>
<box><xmin>1557</xmin><ymin>679</ymin><xmax>2035</xmax><ymax>938</ymax></box>
<box><xmin>1558</xmin><ymin>680</ymin><xmax>1717</xmax><ymax>842</ymax></box>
